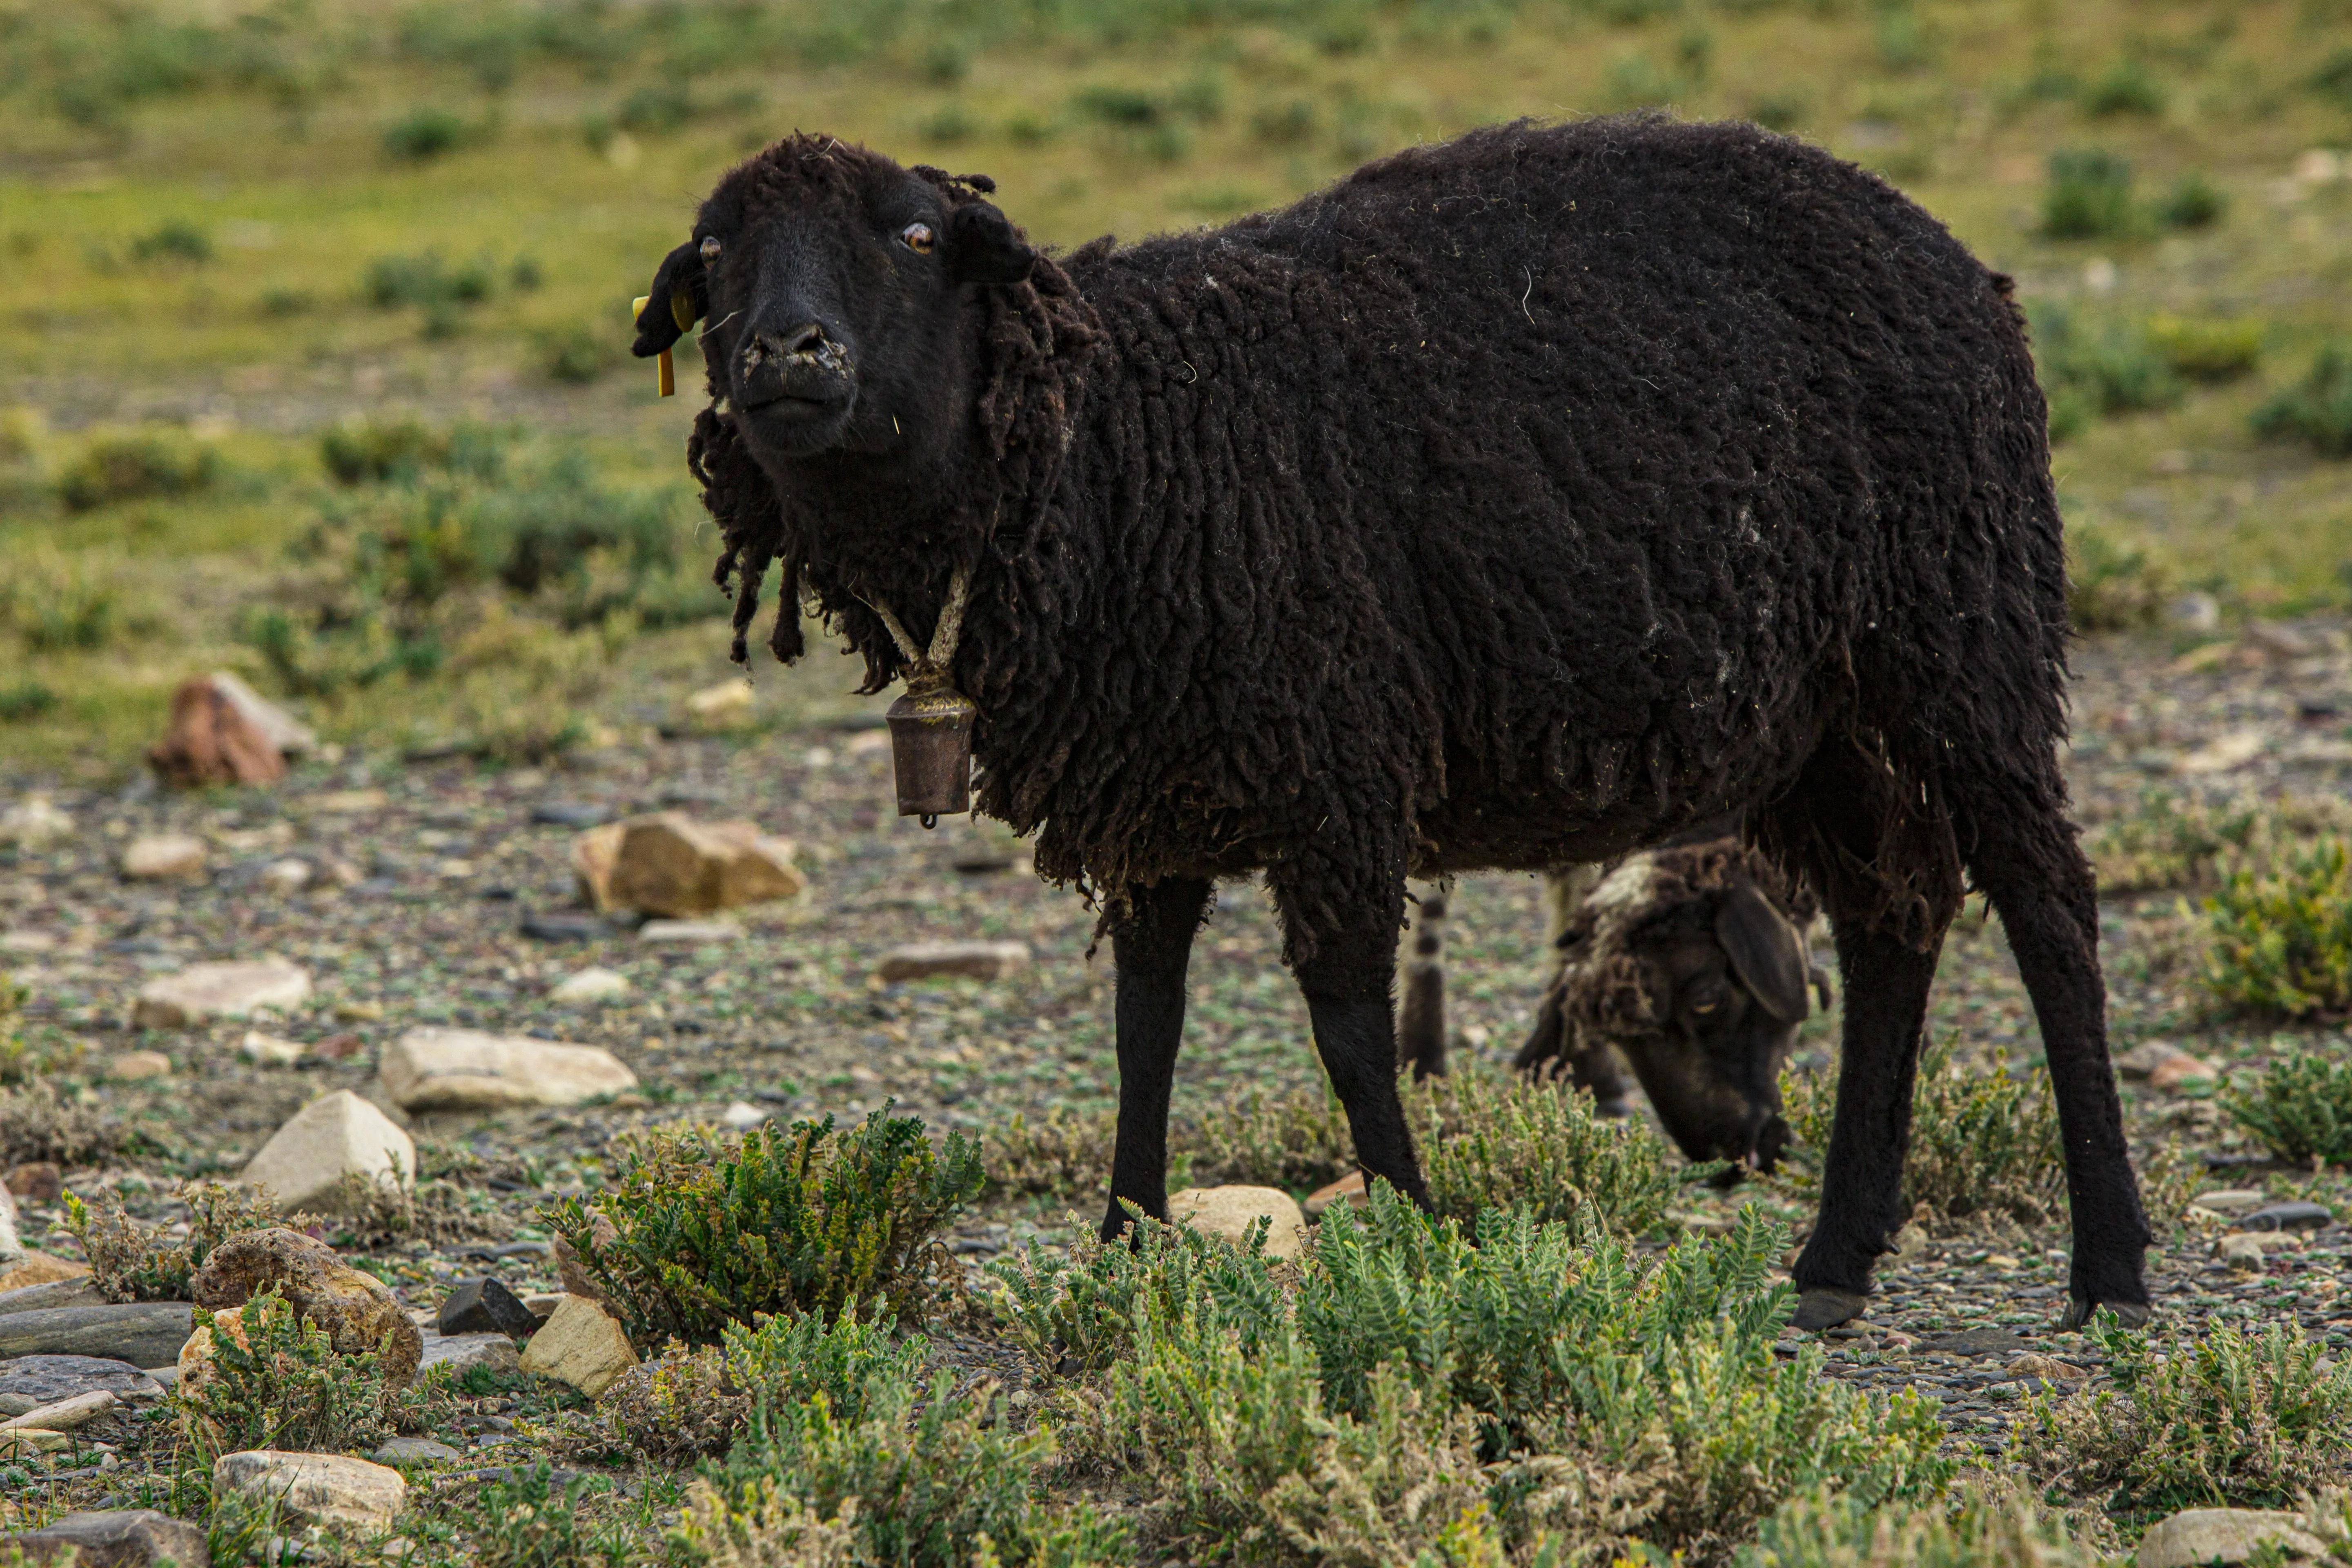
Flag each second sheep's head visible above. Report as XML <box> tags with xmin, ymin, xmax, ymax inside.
<box><xmin>630</xmin><ymin>138</ymin><xmax>1036</xmax><ymax>474</ymax></box>
<box><xmin>1561</xmin><ymin>843</ymin><xmax>1832</xmax><ymax>1176</ymax></box>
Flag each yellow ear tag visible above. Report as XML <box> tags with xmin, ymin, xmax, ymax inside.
<box><xmin>633</xmin><ymin>295</ymin><xmax>675</xmax><ymax>398</ymax></box>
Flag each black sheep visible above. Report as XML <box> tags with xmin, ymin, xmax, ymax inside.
<box><xmin>633</xmin><ymin>116</ymin><xmax>2152</xmax><ymax>1330</ymax></box>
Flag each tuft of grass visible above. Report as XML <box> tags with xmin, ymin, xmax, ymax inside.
<box><xmin>986</xmin><ymin>1102</ymin><xmax>1117</xmax><ymax>1198</ymax></box>
<box><xmin>2021</xmin><ymin>1314</ymin><xmax>2352</xmax><ymax>1512</ymax></box>
<box><xmin>544</xmin><ymin>1106</ymin><xmax>984</xmax><ymax>1350</ymax></box>
<box><xmin>1411</xmin><ymin>1067</ymin><xmax>1695</xmax><ymax>1231</ymax></box>
<box><xmin>536</xmin><ymin>322</ymin><xmax>614</xmax><ymax>384</ymax></box>
<box><xmin>319</xmin><ymin>417</ymin><xmax>464</xmax><ymax>484</ymax></box>
<box><xmin>363</xmin><ymin>249</ymin><xmax>496</xmax><ymax>311</ymax></box>
<box><xmin>1738</xmin><ymin>1483</ymin><xmax>2108</xmax><ymax>1567</ymax></box>
<box><xmin>2041</xmin><ymin>149</ymin><xmax>2139</xmax><ymax>240</ymax></box>
<box><xmin>129</xmin><ymin>219</ymin><xmax>213</xmax><ymax>262</ymax></box>
<box><xmin>2197</xmin><ymin>838</ymin><xmax>2352</xmax><ymax>1021</ymax></box>
<box><xmin>178</xmin><ymin>1287</ymin><xmax>394</xmax><ymax>1454</ymax></box>
<box><xmin>2087</xmin><ymin>792</ymin><xmax>2352</xmax><ymax>895</ymax></box>
<box><xmin>1190</xmin><ymin>1081</ymin><xmax>1354</xmax><ymax>1191</ymax></box>
<box><xmin>54</xmin><ymin>428</ymin><xmax>216</xmax><ymax>511</ymax></box>
<box><xmin>2083</xmin><ymin>58</ymin><xmax>2167</xmax><ymax>116</ymax></box>
<box><xmin>2148</xmin><ymin>313</ymin><xmax>2260</xmax><ymax>382</ymax></box>
<box><xmin>65</xmin><ymin>1179</ymin><xmax>293</xmax><ymax>1302</ymax></box>
<box><xmin>2225</xmin><ymin>1054</ymin><xmax>2352</xmax><ymax>1167</ymax></box>
<box><xmin>383</xmin><ymin>105</ymin><xmax>477</xmax><ymax>160</ymax></box>
<box><xmin>2154</xmin><ymin>172</ymin><xmax>2227</xmax><ymax>230</ymax></box>
<box><xmin>0</xmin><ymin>1078</ymin><xmax>133</xmax><ymax>1169</ymax></box>
<box><xmin>1785</xmin><ymin>1041</ymin><xmax>2062</xmax><ymax>1232</ymax></box>
<box><xmin>2254</xmin><ymin>343</ymin><xmax>2352</xmax><ymax>458</ymax></box>
<box><xmin>2065</xmin><ymin>521</ymin><xmax>2171</xmax><ymax>631</ymax></box>
<box><xmin>427</xmin><ymin>1463</ymin><xmax>633</xmax><ymax>1568</ymax></box>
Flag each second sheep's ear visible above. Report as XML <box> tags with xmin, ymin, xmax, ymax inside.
<box><xmin>633</xmin><ymin>241</ymin><xmax>705</xmax><ymax>359</ymax></box>
<box><xmin>944</xmin><ymin>200</ymin><xmax>1036</xmax><ymax>287</ymax></box>
<box><xmin>1714</xmin><ymin>880</ymin><xmax>1812</xmax><ymax>1023</ymax></box>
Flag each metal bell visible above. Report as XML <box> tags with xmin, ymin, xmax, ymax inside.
<box><xmin>885</xmin><ymin>682</ymin><xmax>978</xmax><ymax>823</ymax></box>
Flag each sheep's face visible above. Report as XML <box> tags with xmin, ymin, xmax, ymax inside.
<box><xmin>1574</xmin><ymin>875</ymin><xmax>1822</xmax><ymax>1176</ymax></box>
<box><xmin>633</xmin><ymin>143</ymin><xmax>1035</xmax><ymax>467</ymax></box>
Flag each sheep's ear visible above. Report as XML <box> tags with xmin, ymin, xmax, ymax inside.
<box><xmin>1715</xmin><ymin>880</ymin><xmax>1811</xmax><ymax>1023</ymax></box>
<box><xmin>633</xmin><ymin>241</ymin><xmax>704</xmax><ymax>358</ymax></box>
<box><xmin>945</xmin><ymin>200</ymin><xmax>1035</xmax><ymax>287</ymax></box>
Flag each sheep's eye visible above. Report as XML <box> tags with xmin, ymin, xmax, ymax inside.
<box><xmin>699</xmin><ymin>236</ymin><xmax>722</xmax><ymax>263</ymax></box>
<box><xmin>901</xmin><ymin>222</ymin><xmax>936</xmax><ymax>255</ymax></box>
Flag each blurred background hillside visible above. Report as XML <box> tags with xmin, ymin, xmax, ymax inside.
<box><xmin>2</xmin><ymin>0</ymin><xmax>2350</xmax><ymax>776</ymax></box>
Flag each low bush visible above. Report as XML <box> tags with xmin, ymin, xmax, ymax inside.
<box><xmin>2083</xmin><ymin>58</ymin><xmax>2165</xmax><ymax>116</ymax></box>
<box><xmin>54</xmin><ymin>429</ymin><xmax>216</xmax><ymax>510</ymax></box>
<box><xmin>2254</xmin><ymin>344</ymin><xmax>2352</xmax><ymax>458</ymax></box>
<box><xmin>2036</xmin><ymin>313</ymin><xmax>2181</xmax><ymax>423</ymax></box>
<box><xmin>2087</xmin><ymin>791</ymin><xmax>2352</xmax><ymax>894</ymax></box>
<box><xmin>545</xmin><ymin>1107</ymin><xmax>984</xmax><ymax>1349</ymax></box>
<box><xmin>1005</xmin><ymin>1193</ymin><xmax>1949</xmax><ymax>1564</ymax></box>
<box><xmin>0</xmin><ymin>1078</ymin><xmax>133</xmax><ymax>1168</ymax></box>
<box><xmin>589</xmin><ymin>1302</ymin><xmax>924</xmax><ymax>1463</ymax></box>
<box><xmin>179</xmin><ymin>1287</ymin><xmax>393</xmax><ymax>1454</ymax></box>
<box><xmin>987</xmin><ymin>1103</ymin><xmax>1116</xmax><ymax>1198</ymax></box>
<box><xmin>1783</xmin><ymin>1041</ymin><xmax>2062</xmax><ymax>1231</ymax></box>
<box><xmin>538</xmin><ymin>323</ymin><xmax>614</xmax><ymax>384</ymax></box>
<box><xmin>2154</xmin><ymin>173</ymin><xmax>2227</xmax><ymax>230</ymax></box>
<box><xmin>1411</xmin><ymin>1068</ymin><xmax>1691</xmax><ymax>1230</ymax></box>
<box><xmin>129</xmin><ymin>219</ymin><xmax>212</xmax><ymax>262</ymax></box>
<box><xmin>319</xmin><ymin>418</ymin><xmax>471</xmax><ymax>484</ymax></box>
<box><xmin>432</xmin><ymin>1463</ymin><xmax>633</xmax><ymax>1568</ymax></box>
<box><xmin>2042</xmin><ymin>150</ymin><xmax>2138</xmax><ymax>240</ymax></box>
<box><xmin>0</xmin><ymin>548</ymin><xmax>126</xmax><ymax>653</ymax></box>
<box><xmin>1737</xmin><ymin>1484</ymin><xmax>2107</xmax><ymax>1567</ymax></box>
<box><xmin>2021</xmin><ymin>1314</ymin><xmax>2352</xmax><ymax>1511</ymax></box>
<box><xmin>2064</xmin><ymin>521</ymin><xmax>2170</xmax><ymax>631</ymax></box>
<box><xmin>383</xmin><ymin>105</ymin><xmax>476</xmax><ymax>160</ymax></box>
<box><xmin>65</xmin><ymin>1179</ymin><xmax>290</xmax><ymax>1301</ymax></box>
<box><xmin>0</xmin><ymin>680</ymin><xmax>59</xmax><ymax>722</ymax></box>
<box><xmin>2148</xmin><ymin>314</ymin><xmax>2259</xmax><ymax>381</ymax></box>
<box><xmin>1189</xmin><ymin>1082</ymin><xmax>1353</xmax><ymax>1191</ymax></box>
<box><xmin>2225</xmin><ymin>1054</ymin><xmax>2352</xmax><ymax>1166</ymax></box>
<box><xmin>363</xmin><ymin>249</ymin><xmax>496</xmax><ymax>311</ymax></box>
<box><xmin>2198</xmin><ymin>838</ymin><xmax>2352</xmax><ymax>1020</ymax></box>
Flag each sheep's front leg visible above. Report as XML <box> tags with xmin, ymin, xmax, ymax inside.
<box><xmin>1272</xmin><ymin>858</ymin><xmax>1431</xmax><ymax>1209</ymax></box>
<box><xmin>1100</xmin><ymin>875</ymin><xmax>1212</xmax><ymax>1241</ymax></box>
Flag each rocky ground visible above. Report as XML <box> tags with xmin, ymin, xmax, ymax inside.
<box><xmin>4</xmin><ymin>616</ymin><xmax>2352</xmax><ymax>1537</ymax></box>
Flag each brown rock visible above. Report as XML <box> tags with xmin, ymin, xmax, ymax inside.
<box><xmin>120</xmin><ymin>833</ymin><xmax>208</xmax><ymax>881</ymax></box>
<box><xmin>0</xmin><ymin>1252</ymin><xmax>91</xmax><ymax>1294</ymax></box>
<box><xmin>149</xmin><ymin>675</ymin><xmax>288</xmax><ymax>788</ymax></box>
<box><xmin>1</xmin><ymin>1507</ymin><xmax>212</xmax><ymax>1567</ymax></box>
<box><xmin>1304</xmin><ymin>1170</ymin><xmax>1368</xmax><ymax>1219</ymax></box>
<box><xmin>1169</xmin><ymin>1185</ymin><xmax>1309</xmax><ymax>1261</ymax></box>
<box><xmin>189</xmin><ymin>1228</ymin><xmax>422</xmax><ymax>1388</ymax></box>
<box><xmin>573</xmin><ymin>812</ymin><xmax>803</xmax><ymax>917</ymax></box>
<box><xmin>2149</xmin><ymin>1051</ymin><xmax>2219</xmax><ymax>1091</ymax></box>
<box><xmin>213</xmin><ymin>1451</ymin><xmax>405</xmax><ymax>1534</ymax></box>
<box><xmin>875</xmin><ymin>940</ymin><xmax>1031</xmax><ymax>983</ymax></box>
<box><xmin>518</xmin><ymin>1296</ymin><xmax>637</xmax><ymax>1395</ymax></box>
<box><xmin>107</xmin><ymin>1050</ymin><xmax>172</xmax><ymax>1082</ymax></box>
<box><xmin>4</xmin><ymin>1163</ymin><xmax>62</xmax><ymax>1203</ymax></box>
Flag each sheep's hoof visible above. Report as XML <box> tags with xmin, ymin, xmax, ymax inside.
<box><xmin>2062</xmin><ymin>1294</ymin><xmax>2153</xmax><ymax>1331</ymax></box>
<box><xmin>1791</xmin><ymin>1288</ymin><xmax>1870</xmax><ymax>1332</ymax></box>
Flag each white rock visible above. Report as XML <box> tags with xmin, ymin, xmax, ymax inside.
<box><xmin>0</xmin><ymin>1182</ymin><xmax>20</xmax><ymax>1265</ymax></box>
<box><xmin>132</xmin><ymin>957</ymin><xmax>311</xmax><ymax>1029</ymax></box>
<box><xmin>214</xmin><ymin>1450</ymin><xmax>408</xmax><ymax>1533</ymax></box>
<box><xmin>2217</xmin><ymin>1232</ymin><xmax>2269</xmax><ymax>1267</ymax></box>
<box><xmin>2167</xmin><ymin>592</ymin><xmax>2223</xmax><ymax>634</ymax></box>
<box><xmin>548</xmin><ymin>967</ymin><xmax>631</xmax><ymax>1005</ymax></box>
<box><xmin>242</xmin><ymin>1031</ymin><xmax>308</xmax><ymax>1067</ymax></box>
<box><xmin>239</xmin><ymin>1091</ymin><xmax>416</xmax><ymax>1214</ymax></box>
<box><xmin>206</xmin><ymin>670</ymin><xmax>316</xmax><ymax>757</ymax></box>
<box><xmin>260</xmin><ymin>858</ymin><xmax>314</xmax><ymax>895</ymax></box>
<box><xmin>720</xmin><ymin>1100</ymin><xmax>771</xmax><ymax>1131</ymax></box>
<box><xmin>121</xmin><ymin>833</ymin><xmax>209</xmax><ymax>881</ymax></box>
<box><xmin>1169</xmin><ymin>1185</ymin><xmax>1310</xmax><ymax>1261</ymax></box>
<box><xmin>2136</xmin><ymin>1507</ymin><xmax>2323</xmax><ymax>1568</ymax></box>
<box><xmin>416</xmin><ymin>1331</ymin><xmax>522</xmax><ymax>1379</ymax></box>
<box><xmin>2176</xmin><ymin>729</ymin><xmax>2267</xmax><ymax>776</ymax></box>
<box><xmin>875</xmin><ymin>940</ymin><xmax>1031</xmax><ymax>983</ymax></box>
<box><xmin>377</xmin><ymin>1028</ymin><xmax>637</xmax><ymax>1112</ymax></box>
<box><xmin>684</xmin><ymin>680</ymin><xmax>753</xmax><ymax>719</ymax></box>
<box><xmin>0</xmin><ymin>796</ymin><xmax>74</xmax><ymax>849</ymax></box>
<box><xmin>638</xmin><ymin>918</ymin><xmax>744</xmax><ymax>945</ymax></box>
<box><xmin>107</xmin><ymin>1051</ymin><xmax>171</xmax><ymax>1082</ymax></box>
<box><xmin>2192</xmin><ymin>1189</ymin><xmax>2267</xmax><ymax>1215</ymax></box>
<box><xmin>519</xmin><ymin>1297</ymin><xmax>637</xmax><ymax>1396</ymax></box>
<box><xmin>0</xmin><ymin>1389</ymin><xmax>118</xmax><ymax>1432</ymax></box>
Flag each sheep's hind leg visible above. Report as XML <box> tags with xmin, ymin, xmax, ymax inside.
<box><xmin>1100</xmin><ymin>875</ymin><xmax>1213</xmax><ymax>1242</ymax></box>
<box><xmin>1791</xmin><ymin>923</ymin><xmax>1941</xmax><ymax>1331</ymax></box>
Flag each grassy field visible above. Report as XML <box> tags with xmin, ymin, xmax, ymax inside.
<box><xmin>2</xmin><ymin>0</ymin><xmax>2350</xmax><ymax>774</ymax></box>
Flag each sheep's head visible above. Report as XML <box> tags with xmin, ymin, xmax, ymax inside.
<box><xmin>632</xmin><ymin>137</ymin><xmax>1036</xmax><ymax>470</ymax></box>
<box><xmin>1561</xmin><ymin>844</ymin><xmax>1829</xmax><ymax>1176</ymax></box>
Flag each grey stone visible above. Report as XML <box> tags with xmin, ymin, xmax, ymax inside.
<box><xmin>2</xmin><ymin>1508</ymin><xmax>212</xmax><ymax>1567</ymax></box>
<box><xmin>2241</xmin><ymin>1201</ymin><xmax>2331</xmax><ymax>1232</ymax></box>
<box><xmin>0</xmin><ymin>1278</ymin><xmax>107</xmax><ymax>1318</ymax></box>
<box><xmin>214</xmin><ymin>1450</ymin><xmax>406</xmax><ymax>1533</ymax></box>
<box><xmin>437</xmin><ymin>1278</ymin><xmax>538</xmax><ymax>1340</ymax></box>
<box><xmin>0</xmin><ymin>1356</ymin><xmax>167</xmax><ymax>1417</ymax></box>
<box><xmin>2136</xmin><ymin>1507</ymin><xmax>2322</xmax><ymax>1568</ymax></box>
<box><xmin>417</xmin><ymin>1331</ymin><xmax>521</xmax><ymax>1379</ymax></box>
<box><xmin>1921</xmin><ymin>1328</ymin><xmax>2031</xmax><ymax>1358</ymax></box>
<box><xmin>372</xmin><ymin>1437</ymin><xmax>463</xmax><ymax>1467</ymax></box>
<box><xmin>0</xmin><ymin>1304</ymin><xmax>194</xmax><ymax>1367</ymax></box>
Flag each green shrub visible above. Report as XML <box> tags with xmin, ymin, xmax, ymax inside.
<box><xmin>319</xmin><ymin>418</ymin><xmax>484</xmax><ymax>485</ymax></box>
<box><xmin>129</xmin><ymin>219</ymin><xmax>212</xmax><ymax>262</ymax></box>
<box><xmin>545</xmin><ymin>1107</ymin><xmax>983</xmax><ymax>1349</ymax></box>
<box><xmin>617</xmin><ymin>81</ymin><xmax>695</xmax><ymax>134</ymax></box>
<box><xmin>987</xmin><ymin>1103</ymin><xmax>1116</xmax><ymax>1197</ymax></box>
<box><xmin>537</xmin><ymin>323</ymin><xmax>613</xmax><ymax>385</ymax></box>
<box><xmin>2022</xmin><ymin>1314</ymin><xmax>2352</xmax><ymax>1511</ymax></box>
<box><xmin>2088</xmin><ymin>792</ymin><xmax>2352</xmax><ymax>895</ymax></box>
<box><xmin>2225</xmin><ymin>1054</ymin><xmax>2352</xmax><ymax>1166</ymax></box>
<box><xmin>2307</xmin><ymin>48</ymin><xmax>2352</xmax><ymax>107</ymax></box>
<box><xmin>2198</xmin><ymin>839</ymin><xmax>2352</xmax><ymax>1020</ymax></box>
<box><xmin>384</xmin><ymin>105</ymin><xmax>474</xmax><ymax>160</ymax></box>
<box><xmin>65</xmin><ymin>1179</ymin><xmax>290</xmax><ymax>1301</ymax></box>
<box><xmin>2155</xmin><ymin>173</ymin><xmax>2227</xmax><ymax>230</ymax></box>
<box><xmin>364</xmin><ymin>250</ymin><xmax>496</xmax><ymax>311</ymax></box>
<box><xmin>54</xmin><ymin>430</ymin><xmax>216</xmax><ymax>511</ymax></box>
<box><xmin>1190</xmin><ymin>1082</ymin><xmax>1354</xmax><ymax>1191</ymax></box>
<box><xmin>1412</xmin><ymin>1068</ymin><xmax>1692</xmax><ymax>1231</ymax></box>
<box><xmin>442</xmin><ymin>1463</ymin><xmax>632</xmax><ymax>1568</ymax></box>
<box><xmin>1019</xmin><ymin>1193</ymin><xmax>1948</xmax><ymax>1565</ymax></box>
<box><xmin>2254</xmin><ymin>344</ymin><xmax>2352</xmax><ymax>458</ymax></box>
<box><xmin>0</xmin><ymin>975</ymin><xmax>27</xmax><ymax>1084</ymax></box>
<box><xmin>1738</xmin><ymin>1484</ymin><xmax>2107</xmax><ymax>1567</ymax></box>
<box><xmin>2065</xmin><ymin>521</ymin><xmax>2170</xmax><ymax>631</ymax></box>
<box><xmin>0</xmin><ymin>681</ymin><xmax>59</xmax><ymax>722</ymax></box>
<box><xmin>2042</xmin><ymin>150</ymin><xmax>2138</xmax><ymax>240</ymax></box>
<box><xmin>2040</xmin><ymin>318</ymin><xmax>2182</xmax><ymax>419</ymax></box>
<box><xmin>179</xmin><ymin>1287</ymin><xmax>392</xmax><ymax>1454</ymax></box>
<box><xmin>2084</xmin><ymin>58</ymin><xmax>2166</xmax><ymax>116</ymax></box>
<box><xmin>1784</xmin><ymin>1041</ymin><xmax>2062</xmax><ymax>1231</ymax></box>
<box><xmin>590</xmin><ymin>1301</ymin><xmax>924</xmax><ymax>1461</ymax></box>
<box><xmin>2148</xmin><ymin>314</ymin><xmax>2260</xmax><ymax>381</ymax></box>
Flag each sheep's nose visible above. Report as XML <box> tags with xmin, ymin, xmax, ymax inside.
<box><xmin>777</xmin><ymin>322</ymin><xmax>826</xmax><ymax>357</ymax></box>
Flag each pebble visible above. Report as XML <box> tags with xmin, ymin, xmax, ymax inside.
<box><xmin>0</xmin><ymin>1509</ymin><xmax>210</xmax><ymax>1567</ymax></box>
<box><xmin>720</xmin><ymin>1100</ymin><xmax>772</xmax><ymax>1131</ymax></box>
<box><xmin>373</xmin><ymin>1437</ymin><xmax>463</xmax><ymax>1467</ymax></box>
<box><xmin>2136</xmin><ymin>1507</ymin><xmax>2323</xmax><ymax>1568</ymax></box>
<box><xmin>2192</xmin><ymin>1189</ymin><xmax>2266</xmax><ymax>1215</ymax></box>
<box><xmin>131</xmin><ymin>957</ymin><xmax>312</xmax><ymax>1029</ymax></box>
<box><xmin>0</xmin><ymin>795</ymin><xmax>75</xmax><ymax>849</ymax></box>
<box><xmin>548</xmin><ymin>967</ymin><xmax>631</xmax><ymax>1004</ymax></box>
<box><xmin>435</xmin><ymin>1277</ymin><xmax>539</xmax><ymax>1340</ymax></box>
<box><xmin>637</xmin><ymin>918</ymin><xmax>744</xmax><ymax>944</ymax></box>
<box><xmin>519</xmin><ymin>912</ymin><xmax>608</xmax><ymax>942</ymax></box>
<box><xmin>530</xmin><ymin>801</ymin><xmax>613</xmax><ymax>829</ymax></box>
<box><xmin>107</xmin><ymin>1050</ymin><xmax>172</xmax><ymax>1081</ymax></box>
<box><xmin>1169</xmin><ymin>1185</ymin><xmax>1309</xmax><ymax>1261</ymax></box>
<box><xmin>875</xmin><ymin>940</ymin><xmax>1031</xmax><ymax>983</ymax></box>
<box><xmin>240</xmin><ymin>1031</ymin><xmax>307</xmax><ymax>1067</ymax></box>
<box><xmin>519</xmin><ymin>1297</ymin><xmax>637</xmax><ymax>1396</ymax></box>
<box><xmin>377</xmin><ymin>1028</ymin><xmax>638</xmax><ymax>1111</ymax></box>
<box><xmin>0</xmin><ymin>1356</ymin><xmax>165</xmax><ymax>1417</ymax></box>
<box><xmin>416</xmin><ymin>1330</ymin><xmax>523</xmax><ymax>1379</ymax></box>
<box><xmin>3</xmin><ymin>1163</ymin><xmax>63</xmax><ymax>1203</ymax></box>
<box><xmin>119</xmin><ymin>833</ymin><xmax>208</xmax><ymax>881</ymax></box>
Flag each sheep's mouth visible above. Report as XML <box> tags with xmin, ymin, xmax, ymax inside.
<box><xmin>737</xmin><ymin>386</ymin><xmax>858</xmax><ymax>451</ymax></box>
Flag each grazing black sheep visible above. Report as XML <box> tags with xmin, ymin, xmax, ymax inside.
<box><xmin>633</xmin><ymin>115</ymin><xmax>2152</xmax><ymax>1330</ymax></box>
